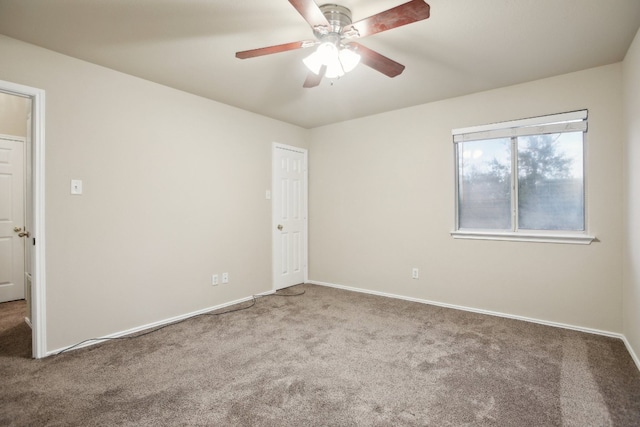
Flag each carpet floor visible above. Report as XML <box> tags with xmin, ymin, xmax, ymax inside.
<box><xmin>1</xmin><ymin>284</ymin><xmax>640</xmax><ymax>426</ymax></box>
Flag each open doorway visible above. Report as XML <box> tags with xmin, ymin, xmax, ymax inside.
<box><xmin>0</xmin><ymin>93</ymin><xmax>30</xmax><ymax>306</ymax></box>
<box><xmin>0</xmin><ymin>80</ymin><xmax>46</xmax><ymax>358</ymax></box>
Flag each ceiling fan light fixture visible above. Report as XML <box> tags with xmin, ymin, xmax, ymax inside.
<box><xmin>302</xmin><ymin>50</ymin><xmax>324</xmax><ymax>75</ymax></box>
<box><xmin>303</xmin><ymin>42</ymin><xmax>340</xmax><ymax>75</ymax></box>
<box><xmin>303</xmin><ymin>41</ymin><xmax>360</xmax><ymax>78</ymax></box>
<box><xmin>324</xmin><ymin>60</ymin><xmax>345</xmax><ymax>79</ymax></box>
<box><xmin>338</xmin><ymin>48</ymin><xmax>361</xmax><ymax>73</ymax></box>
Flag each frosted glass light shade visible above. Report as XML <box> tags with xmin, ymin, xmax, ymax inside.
<box><xmin>339</xmin><ymin>48</ymin><xmax>361</xmax><ymax>73</ymax></box>
<box><xmin>303</xmin><ymin>42</ymin><xmax>338</xmax><ymax>75</ymax></box>
<box><xmin>324</xmin><ymin>53</ymin><xmax>345</xmax><ymax>79</ymax></box>
<box><xmin>303</xmin><ymin>50</ymin><xmax>323</xmax><ymax>75</ymax></box>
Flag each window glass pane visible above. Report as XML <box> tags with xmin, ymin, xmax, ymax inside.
<box><xmin>458</xmin><ymin>138</ymin><xmax>511</xmax><ymax>229</ymax></box>
<box><xmin>517</xmin><ymin>132</ymin><xmax>584</xmax><ymax>231</ymax></box>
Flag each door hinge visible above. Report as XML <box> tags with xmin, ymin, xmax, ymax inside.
<box><xmin>33</xmin><ymin>237</ymin><xmax>36</xmax><ymax>246</ymax></box>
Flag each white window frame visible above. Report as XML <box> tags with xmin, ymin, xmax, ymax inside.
<box><xmin>451</xmin><ymin>110</ymin><xmax>595</xmax><ymax>245</ymax></box>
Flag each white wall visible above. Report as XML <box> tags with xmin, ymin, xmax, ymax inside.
<box><xmin>0</xmin><ymin>35</ymin><xmax>308</xmax><ymax>351</ymax></box>
<box><xmin>310</xmin><ymin>64</ymin><xmax>624</xmax><ymax>333</ymax></box>
<box><xmin>623</xmin><ymin>28</ymin><xmax>640</xmax><ymax>363</ymax></box>
<box><xmin>0</xmin><ymin>91</ymin><xmax>29</xmax><ymax>136</ymax></box>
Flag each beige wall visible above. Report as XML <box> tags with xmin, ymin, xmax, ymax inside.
<box><xmin>0</xmin><ymin>32</ymin><xmax>632</xmax><ymax>355</ymax></box>
<box><xmin>310</xmin><ymin>64</ymin><xmax>624</xmax><ymax>333</ymax></box>
<box><xmin>623</xmin><ymin>28</ymin><xmax>640</xmax><ymax>362</ymax></box>
<box><xmin>0</xmin><ymin>91</ymin><xmax>29</xmax><ymax>137</ymax></box>
<box><xmin>0</xmin><ymin>35</ymin><xmax>308</xmax><ymax>351</ymax></box>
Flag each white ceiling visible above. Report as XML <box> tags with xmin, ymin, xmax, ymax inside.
<box><xmin>1</xmin><ymin>0</ymin><xmax>639</xmax><ymax>129</ymax></box>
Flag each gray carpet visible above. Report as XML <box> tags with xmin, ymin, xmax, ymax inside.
<box><xmin>1</xmin><ymin>284</ymin><xmax>640</xmax><ymax>426</ymax></box>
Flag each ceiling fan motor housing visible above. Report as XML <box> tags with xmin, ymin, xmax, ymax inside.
<box><xmin>317</xmin><ymin>4</ymin><xmax>353</xmax><ymax>38</ymax></box>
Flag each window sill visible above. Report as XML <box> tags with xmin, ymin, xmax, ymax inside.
<box><xmin>450</xmin><ymin>231</ymin><xmax>595</xmax><ymax>245</ymax></box>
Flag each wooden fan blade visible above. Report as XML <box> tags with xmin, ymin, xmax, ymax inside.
<box><xmin>345</xmin><ymin>0</ymin><xmax>430</xmax><ymax>38</ymax></box>
<box><xmin>289</xmin><ymin>0</ymin><xmax>330</xmax><ymax>28</ymax></box>
<box><xmin>303</xmin><ymin>66</ymin><xmax>326</xmax><ymax>88</ymax></box>
<box><xmin>350</xmin><ymin>43</ymin><xmax>405</xmax><ymax>77</ymax></box>
<box><xmin>236</xmin><ymin>40</ymin><xmax>315</xmax><ymax>59</ymax></box>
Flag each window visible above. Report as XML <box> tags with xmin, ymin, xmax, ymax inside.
<box><xmin>452</xmin><ymin>110</ymin><xmax>594</xmax><ymax>244</ymax></box>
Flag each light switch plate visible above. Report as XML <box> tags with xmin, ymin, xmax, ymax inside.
<box><xmin>71</xmin><ymin>179</ymin><xmax>83</xmax><ymax>195</ymax></box>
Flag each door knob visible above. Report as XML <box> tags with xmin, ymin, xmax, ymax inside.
<box><xmin>277</xmin><ymin>224</ymin><xmax>283</xmax><ymax>231</ymax></box>
<box><xmin>14</xmin><ymin>227</ymin><xmax>22</xmax><ymax>232</ymax></box>
<box><xmin>18</xmin><ymin>231</ymin><xmax>30</xmax><ymax>238</ymax></box>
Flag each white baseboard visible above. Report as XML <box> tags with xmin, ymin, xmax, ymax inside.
<box><xmin>622</xmin><ymin>335</ymin><xmax>640</xmax><ymax>372</ymax></box>
<box><xmin>49</xmin><ymin>289</ymin><xmax>275</xmax><ymax>356</ymax></box>
<box><xmin>308</xmin><ymin>279</ymin><xmax>640</xmax><ymax>365</ymax></box>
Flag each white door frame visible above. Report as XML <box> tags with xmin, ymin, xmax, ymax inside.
<box><xmin>0</xmin><ymin>79</ymin><xmax>46</xmax><ymax>359</ymax></box>
<box><xmin>272</xmin><ymin>142</ymin><xmax>308</xmax><ymax>290</ymax></box>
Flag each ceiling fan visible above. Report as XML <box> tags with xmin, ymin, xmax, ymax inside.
<box><xmin>235</xmin><ymin>0</ymin><xmax>431</xmax><ymax>88</ymax></box>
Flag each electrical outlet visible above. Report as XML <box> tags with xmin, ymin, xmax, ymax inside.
<box><xmin>222</xmin><ymin>272</ymin><xmax>229</xmax><ymax>284</ymax></box>
<box><xmin>412</xmin><ymin>268</ymin><xmax>419</xmax><ymax>279</ymax></box>
<box><xmin>212</xmin><ymin>274</ymin><xmax>219</xmax><ymax>286</ymax></box>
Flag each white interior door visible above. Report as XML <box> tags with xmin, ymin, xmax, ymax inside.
<box><xmin>0</xmin><ymin>137</ymin><xmax>26</xmax><ymax>302</ymax></box>
<box><xmin>273</xmin><ymin>144</ymin><xmax>307</xmax><ymax>290</ymax></box>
